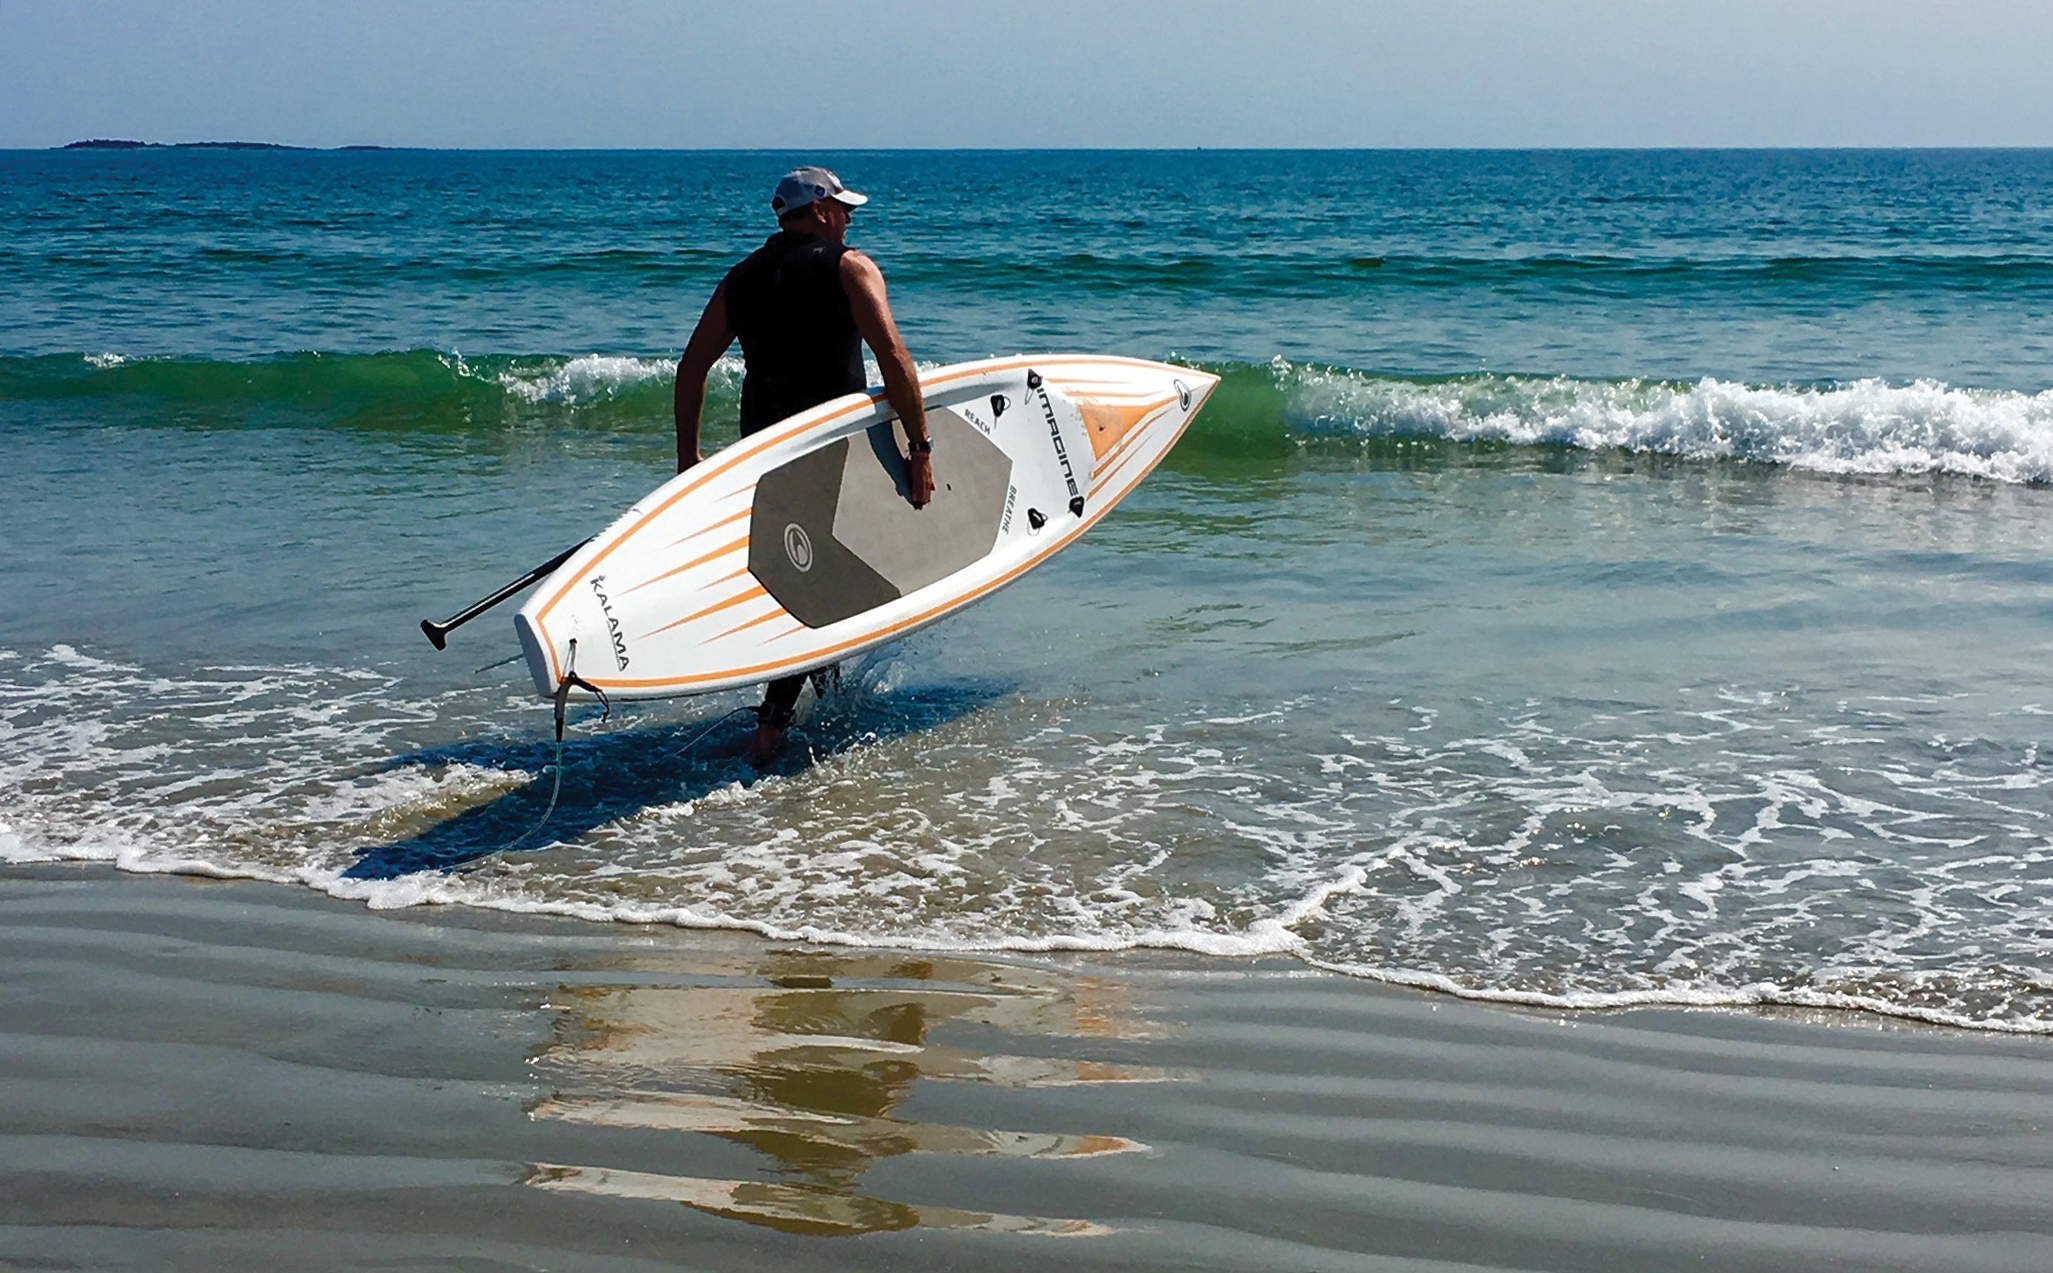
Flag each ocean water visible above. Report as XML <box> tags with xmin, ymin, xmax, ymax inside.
<box><xmin>3</xmin><ymin>149</ymin><xmax>2052</xmax><ymax>1033</ymax></box>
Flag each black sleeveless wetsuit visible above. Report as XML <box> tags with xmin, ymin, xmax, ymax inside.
<box><xmin>720</xmin><ymin>229</ymin><xmax>861</xmax><ymax>725</ymax></box>
<box><xmin>721</xmin><ymin>230</ymin><xmax>863</xmax><ymax>436</ymax></box>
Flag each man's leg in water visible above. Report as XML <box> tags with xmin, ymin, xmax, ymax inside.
<box><xmin>746</xmin><ymin>665</ymin><xmax>841</xmax><ymax>766</ymax></box>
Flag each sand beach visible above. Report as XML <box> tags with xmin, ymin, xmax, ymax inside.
<box><xmin>5</xmin><ymin>865</ymin><xmax>2049</xmax><ymax>1272</ymax></box>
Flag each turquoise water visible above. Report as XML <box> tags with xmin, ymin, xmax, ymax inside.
<box><xmin>4</xmin><ymin>150</ymin><xmax>2052</xmax><ymax>1031</ymax></box>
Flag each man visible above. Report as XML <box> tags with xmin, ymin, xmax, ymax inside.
<box><xmin>673</xmin><ymin>167</ymin><xmax>934</xmax><ymax>766</ymax></box>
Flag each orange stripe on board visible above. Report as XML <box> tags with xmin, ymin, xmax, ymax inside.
<box><xmin>1091</xmin><ymin>405</ymin><xmax>1180</xmax><ymax>490</ymax></box>
<box><xmin>578</xmin><ymin>408</ymin><xmax>1200</xmax><ymax>692</ymax></box>
<box><xmin>529</xmin><ymin>392</ymin><xmax>878</xmax><ymax>630</ymax></box>
<box><xmin>1089</xmin><ymin>405</ymin><xmax>1172</xmax><ymax>485</ymax></box>
<box><xmin>623</xmin><ymin>534</ymin><xmax>748</xmax><ymax>597</ymax></box>
<box><xmin>1094</xmin><ymin>428</ymin><xmax>1150</xmax><ymax>483</ymax></box>
<box><xmin>1090</xmin><ymin>443</ymin><xmax>1152</xmax><ymax>501</ymax></box>
<box><xmin>711</xmin><ymin>606</ymin><xmax>793</xmax><ymax>643</ymax></box>
<box><xmin>640</xmin><ymin>582</ymin><xmax>767</xmax><ymax>639</ymax></box>
<box><xmin>660</xmin><ymin>504</ymin><xmax>751</xmax><ymax>551</ymax></box>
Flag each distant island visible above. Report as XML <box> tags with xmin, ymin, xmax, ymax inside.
<box><xmin>59</xmin><ymin>139</ymin><xmax>392</xmax><ymax>151</ymax></box>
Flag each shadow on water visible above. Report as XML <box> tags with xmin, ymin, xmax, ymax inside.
<box><xmin>342</xmin><ymin>670</ymin><xmax>1016</xmax><ymax>881</ymax></box>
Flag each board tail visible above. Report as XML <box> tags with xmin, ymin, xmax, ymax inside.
<box><xmin>514</xmin><ymin>611</ymin><xmax>557</xmax><ymax>699</ymax></box>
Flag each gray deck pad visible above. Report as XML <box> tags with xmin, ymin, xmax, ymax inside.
<box><xmin>748</xmin><ymin>408</ymin><xmax>1014</xmax><ymax>629</ymax></box>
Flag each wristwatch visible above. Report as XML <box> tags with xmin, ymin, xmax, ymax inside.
<box><xmin>908</xmin><ymin>437</ymin><xmax>933</xmax><ymax>454</ymax></box>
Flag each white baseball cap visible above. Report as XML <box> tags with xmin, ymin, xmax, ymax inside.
<box><xmin>771</xmin><ymin>167</ymin><xmax>869</xmax><ymax>216</ymax></box>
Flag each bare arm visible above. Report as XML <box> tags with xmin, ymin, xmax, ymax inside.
<box><xmin>674</xmin><ymin>284</ymin><xmax>735</xmax><ymax>473</ymax></box>
<box><xmin>841</xmin><ymin>251</ymin><xmax>932</xmax><ymax>508</ymax></box>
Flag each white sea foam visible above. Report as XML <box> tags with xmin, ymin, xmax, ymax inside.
<box><xmin>5</xmin><ymin>643</ymin><xmax>2052</xmax><ymax>1034</ymax></box>
<box><xmin>488</xmin><ymin>354</ymin><xmax>680</xmax><ymax>405</ymax></box>
<box><xmin>474</xmin><ymin>352</ymin><xmax>931</xmax><ymax>410</ymax></box>
<box><xmin>1277</xmin><ymin>360</ymin><xmax>2053</xmax><ymax>484</ymax></box>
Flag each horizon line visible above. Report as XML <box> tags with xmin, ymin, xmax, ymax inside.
<box><xmin>21</xmin><ymin>141</ymin><xmax>2053</xmax><ymax>155</ymax></box>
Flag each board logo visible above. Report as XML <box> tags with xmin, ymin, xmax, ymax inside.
<box><xmin>1027</xmin><ymin>369</ymin><xmax>1085</xmax><ymax>519</ymax></box>
<box><xmin>1174</xmin><ymin>379</ymin><xmax>1192</xmax><ymax>411</ymax></box>
<box><xmin>588</xmin><ymin>575</ymin><xmax>630</xmax><ymax>670</ymax></box>
<box><xmin>783</xmin><ymin>522</ymin><xmax>814</xmax><ymax>572</ymax></box>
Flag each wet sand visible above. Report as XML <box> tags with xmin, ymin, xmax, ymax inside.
<box><xmin>3</xmin><ymin>864</ymin><xmax>2050</xmax><ymax>1272</ymax></box>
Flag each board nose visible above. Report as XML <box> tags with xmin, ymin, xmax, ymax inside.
<box><xmin>1176</xmin><ymin>368</ymin><xmax>1221</xmax><ymax>414</ymax></box>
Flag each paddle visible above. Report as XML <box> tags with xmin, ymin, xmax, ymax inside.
<box><xmin>419</xmin><ymin>539</ymin><xmax>591</xmax><ymax>650</ymax></box>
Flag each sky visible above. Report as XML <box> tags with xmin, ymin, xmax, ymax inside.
<box><xmin>5</xmin><ymin>0</ymin><xmax>2053</xmax><ymax>150</ymax></box>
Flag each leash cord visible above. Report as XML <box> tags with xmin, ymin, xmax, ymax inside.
<box><xmin>505</xmin><ymin>638</ymin><xmax>610</xmax><ymax>853</ymax></box>
<box><xmin>660</xmin><ymin>707</ymin><xmax>759</xmax><ymax>765</ymax></box>
<box><xmin>502</xmin><ymin>642</ymin><xmax>755</xmax><ymax>854</ymax></box>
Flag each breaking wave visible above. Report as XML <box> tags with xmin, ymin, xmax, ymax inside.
<box><xmin>1263</xmin><ymin>360</ymin><xmax>2053</xmax><ymax>484</ymax></box>
<box><xmin>7</xmin><ymin>350</ymin><xmax>2053</xmax><ymax>484</ymax></box>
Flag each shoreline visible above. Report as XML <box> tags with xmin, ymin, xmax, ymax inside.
<box><xmin>5</xmin><ymin>864</ymin><xmax>2049</xmax><ymax>1270</ymax></box>
<box><xmin>19</xmin><ymin>843</ymin><xmax>2049</xmax><ymax>1038</ymax></box>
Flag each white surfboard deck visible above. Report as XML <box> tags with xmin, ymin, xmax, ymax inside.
<box><xmin>514</xmin><ymin>355</ymin><xmax>1219</xmax><ymax>702</ymax></box>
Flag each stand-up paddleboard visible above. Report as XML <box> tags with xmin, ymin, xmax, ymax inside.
<box><xmin>510</xmin><ymin>355</ymin><xmax>1218</xmax><ymax>702</ymax></box>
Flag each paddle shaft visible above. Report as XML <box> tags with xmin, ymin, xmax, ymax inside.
<box><xmin>420</xmin><ymin>539</ymin><xmax>590</xmax><ymax>650</ymax></box>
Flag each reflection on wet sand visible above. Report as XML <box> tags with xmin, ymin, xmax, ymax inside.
<box><xmin>524</xmin><ymin>951</ymin><xmax>1180</xmax><ymax>1237</ymax></box>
